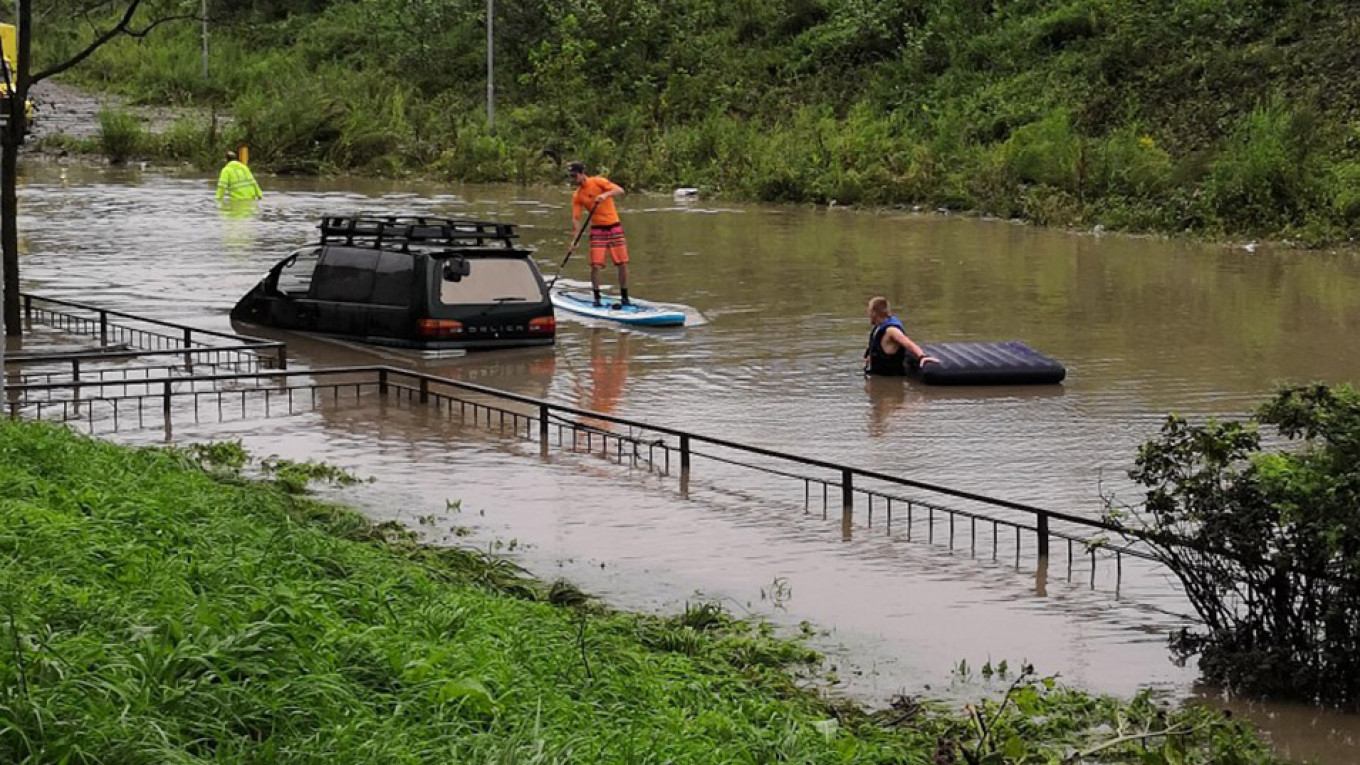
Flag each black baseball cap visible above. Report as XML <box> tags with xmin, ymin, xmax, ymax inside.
<box><xmin>566</xmin><ymin>161</ymin><xmax>585</xmax><ymax>175</ymax></box>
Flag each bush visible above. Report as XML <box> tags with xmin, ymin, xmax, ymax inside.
<box><xmin>1331</xmin><ymin>160</ymin><xmax>1360</xmax><ymax>222</ymax></box>
<box><xmin>155</xmin><ymin>115</ymin><xmax>216</xmax><ymax>166</ymax></box>
<box><xmin>1113</xmin><ymin>384</ymin><xmax>1360</xmax><ymax>704</ymax></box>
<box><xmin>1090</xmin><ymin>126</ymin><xmax>1173</xmax><ymax>198</ymax></box>
<box><xmin>1203</xmin><ymin>96</ymin><xmax>1329</xmax><ymax>232</ymax></box>
<box><xmin>96</xmin><ymin>107</ymin><xmax>148</xmax><ymax>163</ymax></box>
<box><xmin>1000</xmin><ymin>111</ymin><xmax>1080</xmax><ymax>190</ymax></box>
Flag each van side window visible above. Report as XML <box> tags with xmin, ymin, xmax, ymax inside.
<box><xmin>311</xmin><ymin>248</ymin><xmax>379</xmax><ymax>303</ymax></box>
<box><xmin>274</xmin><ymin>247</ymin><xmax>321</xmax><ymax>297</ymax></box>
<box><xmin>369</xmin><ymin>251</ymin><xmax>416</xmax><ymax>307</ymax></box>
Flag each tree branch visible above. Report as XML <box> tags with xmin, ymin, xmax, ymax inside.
<box><xmin>124</xmin><ymin>13</ymin><xmax>201</xmax><ymax>39</ymax></box>
<box><xmin>1063</xmin><ymin>725</ymin><xmax>1194</xmax><ymax>763</ymax></box>
<box><xmin>32</xmin><ymin>0</ymin><xmax>144</xmax><ymax>84</ymax></box>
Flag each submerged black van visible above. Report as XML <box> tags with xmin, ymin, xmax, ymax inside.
<box><xmin>231</xmin><ymin>216</ymin><xmax>556</xmax><ymax>350</ymax></box>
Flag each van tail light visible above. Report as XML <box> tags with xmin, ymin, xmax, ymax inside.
<box><xmin>528</xmin><ymin>316</ymin><xmax>556</xmax><ymax>334</ymax></box>
<box><xmin>418</xmin><ymin>319</ymin><xmax>464</xmax><ymax>338</ymax></box>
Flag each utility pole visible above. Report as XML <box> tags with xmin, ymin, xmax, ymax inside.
<box><xmin>201</xmin><ymin>0</ymin><xmax>209</xmax><ymax>80</ymax></box>
<box><xmin>486</xmin><ymin>0</ymin><xmax>494</xmax><ymax>131</ymax></box>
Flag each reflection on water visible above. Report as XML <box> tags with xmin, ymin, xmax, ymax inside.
<box><xmin>16</xmin><ymin>161</ymin><xmax>1360</xmax><ymax>763</ymax></box>
<box><xmin>864</xmin><ymin>374</ymin><xmax>915</xmax><ymax>437</ymax></box>
<box><xmin>219</xmin><ymin>198</ymin><xmax>261</xmax><ymax>261</ymax></box>
<box><xmin>578</xmin><ymin>328</ymin><xmax>630</xmax><ymax>421</ymax></box>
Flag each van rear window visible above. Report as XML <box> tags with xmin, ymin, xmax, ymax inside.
<box><xmin>439</xmin><ymin>259</ymin><xmax>543</xmax><ymax>305</ymax></box>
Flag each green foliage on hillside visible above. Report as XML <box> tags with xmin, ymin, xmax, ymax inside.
<box><xmin>37</xmin><ymin>0</ymin><xmax>1360</xmax><ymax>243</ymax></box>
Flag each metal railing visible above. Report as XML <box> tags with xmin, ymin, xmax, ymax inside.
<box><xmin>12</xmin><ymin>293</ymin><xmax>288</xmax><ymax>379</ymax></box>
<box><xmin>6</xmin><ymin>364</ymin><xmax>1155</xmax><ymax>592</ymax></box>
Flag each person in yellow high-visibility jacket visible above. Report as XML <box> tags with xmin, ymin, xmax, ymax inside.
<box><xmin>215</xmin><ymin>151</ymin><xmax>263</xmax><ymax>201</ymax></box>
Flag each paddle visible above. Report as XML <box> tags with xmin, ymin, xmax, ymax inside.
<box><xmin>547</xmin><ymin>201</ymin><xmax>598</xmax><ymax>290</ymax></box>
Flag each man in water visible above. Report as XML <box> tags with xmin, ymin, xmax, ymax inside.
<box><xmin>215</xmin><ymin>150</ymin><xmax>263</xmax><ymax>202</ymax></box>
<box><xmin>568</xmin><ymin>161</ymin><xmax>629</xmax><ymax>307</ymax></box>
<box><xmin>864</xmin><ymin>296</ymin><xmax>939</xmax><ymax>375</ymax></box>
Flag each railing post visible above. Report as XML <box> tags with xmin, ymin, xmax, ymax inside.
<box><xmin>23</xmin><ymin>294</ymin><xmax>32</xmax><ymax>326</ymax></box>
<box><xmin>162</xmin><ymin>380</ymin><xmax>172</xmax><ymax>422</ymax></box>
<box><xmin>378</xmin><ymin>369</ymin><xmax>389</xmax><ymax>396</ymax></box>
<box><xmin>418</xmin><ymin>377</ymin><xmax>429</xmax><ymax>403</ymax></box>
<box><xmin>71</xmin><ymin>359</ymin><xmax>80</xmax><ymax>383</ymax></box>
<box><xmin>679</xmin><ymin>434</ymin><xmax>691</xmax><ymax>496</ymax></box>
<box><xmin>1037</xmin><ymin>512</ymin><xmax>1050</xmax><ymax>558</ymax></box>
<box><xmin>539</xmin><ymin>404</ymin><xmax>550</xmax><ymax>454</ymax></box>
<box><xmin>182</xmin><ymin>327</ymin><xmax>194</xmax><ymax>371</ymax></box>
<box><xmin>99</xmin><ymin>311</ymin><xmax>108</xmax><ymax>346</ymax></box>
<box><xmin>275</xmin><ymin>345</ymin><xmax>288</xmax><ymax>370</ymax></box>
<box><xmin>841</xmin><ymin>469</ymin><xmax>853</xmax><ymax>541</ymax></box>
<box><xmin>1035</xmin><ymin>554</ymin><xmax>1049</xmax><ymax>597</ymax></box>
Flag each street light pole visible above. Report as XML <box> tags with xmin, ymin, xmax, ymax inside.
<box><xmin>201</xmin><ymin>0</ymin><xmax>209</xmax><ymax>80</ymax></box>
<box><xmin>486</xmin><ymin>0</ymin><xmax>494</xmax><ymax>131</ymax></box>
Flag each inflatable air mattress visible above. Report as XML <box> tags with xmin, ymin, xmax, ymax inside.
<box><xmin>914</xmin><ymin>341</ymin><xmax>1065</xmax><ymax>386</ymax></box>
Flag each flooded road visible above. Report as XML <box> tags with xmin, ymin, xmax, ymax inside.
<box><xmin>14</xmin><ymin>161</ymin><xmax>1360</xmax><ymax>761</ymax></box>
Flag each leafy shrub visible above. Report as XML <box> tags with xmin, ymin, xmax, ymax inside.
<box><xmin>1000</xmin><ymin>111</ymin><xmax>1080</xmax><ymax>190</ymax></box>
<box><xmin>1203</xmin><ymin>96</ymin><xmax>1329</xmax><ymax>232</ymax></box>
<box><xmin>1090</xmin><ymin>127</ymin><xmax>1174</xmax><ymax>198</ymax></box>
<box><xmin>1331</xmin><ymin>160</ymin><xmax>1360</xmax><ymax>222</ymax></box>
<box><xmin>155</xmin><ymin>115</ymin><xmax>215</xmax><ymax>165</ymax></box>
<box><xmin>96</xmin><ymin>107</ymin><xmax>147</xmax><ymax>162</ymax></box>
<box><xmin>1031</xmin><ymin>4</ymin><xmax>1102</xmax><ymax>52</ymax></box>
<box><xmin>1113</xmin><ymin>384</ymin><xmax>1360</xmax><ymax>704</ymax></box>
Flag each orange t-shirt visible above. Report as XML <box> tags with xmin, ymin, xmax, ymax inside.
<box><xmin>572</xmin><ymin>176</ymin><xmax>623</xmax><ymax>226</ymax></box>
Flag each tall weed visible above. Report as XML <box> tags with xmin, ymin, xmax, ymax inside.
<box><xmin>1204</xmin><ymin>96</ymin><xmax>1328</xmax><ymax>231</ymax></box>
<box><xmin>97</xmin><ymin>108</ymin><xmax>148</xmax><ymax>162</ymax></box>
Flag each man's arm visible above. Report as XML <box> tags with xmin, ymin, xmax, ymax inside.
<box><xmin>596</xmin><ymin>179</ymin><xmax>624</xmax><ymax>203</ymax></box>
<box><xmin>885</xmin><ymin>326</ymin><xmax>939</xmax><ymax>365</ymax></box>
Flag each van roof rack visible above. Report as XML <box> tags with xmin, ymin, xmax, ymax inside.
<box><xmin>318</xmin><ymin>215</ymin><xmax>519</xmax><ymax>251</ymax></box>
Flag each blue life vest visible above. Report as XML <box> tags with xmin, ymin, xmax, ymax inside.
<box><xmin>866</xmin><ymin>316</ymin><xmax>909</xmax><ymax>376</ymax></box>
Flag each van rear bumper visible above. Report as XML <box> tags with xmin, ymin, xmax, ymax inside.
<box><xmin>363</xmin><ymin>335</ymin><xmax>555</xmax><ymax>351</ymax></box>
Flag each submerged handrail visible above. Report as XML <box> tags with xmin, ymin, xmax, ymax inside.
<box><xmin>15</xmin><ymin>292</ymin><xmax>287</xmax><ymax>369</ymax></box>
<box><xmin>10</xmin><ymin>363</ymin><xmax>1130</xmax><ymax>541</ymax></box>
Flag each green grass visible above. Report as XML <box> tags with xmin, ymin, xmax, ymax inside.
<box><xmin>0</xmin><ymin>420</ymin><xmax>1284</xmax><ymax>763</ymax></box>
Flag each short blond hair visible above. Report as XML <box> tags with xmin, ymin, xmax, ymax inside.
<box><xmin>868</xmin><ymin>296</ymin><xmax>891</xmax><ymax>317</ymax></box>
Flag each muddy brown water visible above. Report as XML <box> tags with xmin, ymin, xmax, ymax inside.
<box><xmin>12</xmin><ymin>161</ymin><xmax>1360</xmax><ymax>762</ymax></box>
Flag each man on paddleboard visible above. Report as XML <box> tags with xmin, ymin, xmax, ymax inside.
<box><xmin>568</xmin><ymin>161</ymin><xmax>631</xmax><ymax>307</ymax></box>
<box><xmin>864</xmin><ymin>297</ymin><xmax>939</xmax><ymax>376</ymax></box>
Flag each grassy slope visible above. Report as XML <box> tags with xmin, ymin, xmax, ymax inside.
<box><xmin>0</xmin><ymin>420</ymin><xmax>1285</xmax><ymax>763</ymax></box>
<box><xmin>37</xmin><ymin>0</ymin><xmax>1360</xmax><ymax>244</ymax></box>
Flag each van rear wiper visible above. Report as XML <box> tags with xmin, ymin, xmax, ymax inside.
<box><xmin>478</xmin><ymin>296</ymin><xmax>529</xmax><ymax>316</ymax></box>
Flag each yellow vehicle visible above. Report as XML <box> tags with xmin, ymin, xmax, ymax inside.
<box><xmin>0</xmin><ymin>22</ymin><xmax>32</xmax><ymax>130</ymax></box>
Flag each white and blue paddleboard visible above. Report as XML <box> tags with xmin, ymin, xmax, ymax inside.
<box><xmin>550</xmin><ymin>289</ymin><xmax>687</xmax><ymax>327</ymax></box>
